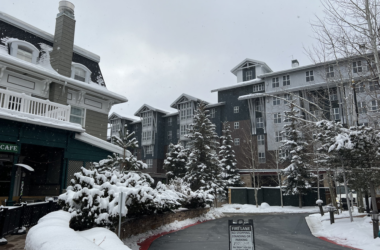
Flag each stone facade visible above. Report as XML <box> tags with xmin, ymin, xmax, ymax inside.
<box><xmin>119</xmin><ymin>207</ymin><xmax>210</xmax><ymax>239</ymax></box>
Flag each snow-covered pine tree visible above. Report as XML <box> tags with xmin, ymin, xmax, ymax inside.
<box><xmin>219</xmin><ymin>121</ymin><xmax>243</xmax><ymax>187</ymax></box>
<box><xmin>280</xmin><ymin>101</ymin><xmax>312</xmax><ymax>208</ymax></box>
<box><xmin>163</xmin><ymin>143</ymin><xmax>188</xmax><ymax>180</ymax></box>
<box><xmin>184</xmin><ymin>102</ymin><xmax>226</xmax><ymax>202</ymax></box>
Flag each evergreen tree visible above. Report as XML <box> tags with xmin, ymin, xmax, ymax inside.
<box><xmin>184</xmin><ymin>102</ymin><xmax>226</xmax><ymax>199</ymax></box>
<box><xmin>219</xmin><ymin>121</ymin><xmax>243</xmax><ymax>187</ymax></box>
<box><xmin>163</xmin><ymin>143</ymin><xmax>188</xmax><ymax>180</ymax></box>
<box><xmin>280</xmin><ymin>101</ymin><xmax>312</xmax><ymax>208</ymax></box>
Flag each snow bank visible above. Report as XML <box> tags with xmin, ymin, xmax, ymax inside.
<box><xmin>25</xmin><ymin>211</ymin><xmax>130</xmax><ymax>250</ymax></box>
<box><xmin>307</xmin><ymin>210</ymin><xmax>380</xmax><ymax>250</ymax></box>
<box><xmin>123</xmin><ymin>208</ymin><xmax>224</xmax><ymax>250</ymax></box>
<box><xmin>217</xmin><ymin>203</ymin><xmax>322</xmax><ymax>214</ymax></box>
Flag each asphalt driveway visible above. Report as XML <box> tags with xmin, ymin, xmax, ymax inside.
<box><xmin>149</xmin><ymin>213</ymin><xmax>353</xmax><ymax>250</ymax></box>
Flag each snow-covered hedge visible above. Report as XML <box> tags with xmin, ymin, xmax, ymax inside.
<box><xmin>58</xmin><ymin>167</ymin><xmax>182</xmax><ymax>231</ymax></box>
<box><xmin>25</xmin><ymin>211</ymin><xmax>130</xmax><ymax>250</ymax></box>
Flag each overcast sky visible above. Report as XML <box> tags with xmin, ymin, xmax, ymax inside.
<box><xmin>2</xmin><ymin>0</ymin><xmax>326</xmax><ymax>119</ymax></box>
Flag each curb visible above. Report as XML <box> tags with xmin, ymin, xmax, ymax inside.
<box><xmin>137</xmin><ymin>220</ymin><xmax>210</xmax><ymax>250</ymax></box>
<box><xmin>317</xmin><ymin>236</ymin><xmax>362</xmax><ymax>250</ymax></box>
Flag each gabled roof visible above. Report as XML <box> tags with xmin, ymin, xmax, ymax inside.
<box><xmin>108</xmin><ymin>112</ymin><xmax>136</xmax><ymax>122</ymax></box>
<box><xmin>134</xmin><ymin>104</ymin><xmax>170</xmax><ymax>116</ymax></box>
<box><xmin>230</xmin><ymin>58</ymin><xmax>272</xmax><ymax>76</ymax></box>
<box><xmin>170</xmin><ymin>93</ymin><xmax>209</xmax><ymax>109</ymax></box>
<box><xmin>205</xmin><ymin>102</ymin><xmax>225</xmax><ymax>108</ymax></box>
<box><xmin>211</xmin><ymin>78</ymin><xmax>264</xmax><ymax>93</ymax></box>
<box><xmin>162</xmin><ymin>111</ymin><xmax>179</xmax><ymax>118</ymax></box>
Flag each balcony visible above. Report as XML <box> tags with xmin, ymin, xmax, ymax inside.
<box><xmin>0</xmin><ymin>88</ymin><xmax>83</xmax><ymax>132</ymax></box>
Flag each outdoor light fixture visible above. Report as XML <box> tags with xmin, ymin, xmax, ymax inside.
<box><xmin>328</xmin><ymin>206</ymin><xmax>335</xmax><ymax>224</ymax></box>
<box><xmin>371</xmin><ymin>212</ymin><xmax>379</xmax><ymax>239</ymax></box>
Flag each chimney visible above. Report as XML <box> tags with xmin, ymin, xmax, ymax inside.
<box><xmin>50</xmin><ymin>1</ymin><xmax>76</xmax><ymax>77</ymax></box>
<box><xmin>291</xmin><ymin>59</ymin><xmax>299</xmax><ymax>68</ymax></box>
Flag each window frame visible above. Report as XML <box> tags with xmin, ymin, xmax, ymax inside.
<box><xmin>70</xmin><ymin>106</ymin><xmax>86</xmax><ymax>127</ymax></box>
<box><xmin>168</xmin><ymin>117</ymin><xmax>172</xmax><ymax>126</ymax></box>
<box><xmin>371</xmin><ymin>100</ymin><xmax>379</xmax><ymax>112</ymax></box>
<box><xmin>210</xmin><ymin>108</ymin><xmax>215</xmax><ymax>118</ymax></box>
<box><xmin>272</xmin><ymin>96</ymin><xmax>281</xmax><ymax>106</ymax></box>
<box><xmin>146</xmin><ymin>159</ymin><xmax>153</xmax><ymax>169</ymax></box>
<box><xmin>71</xmin><ymin>63</ymin><xmax>92</xmax><ymax>83</ymax></box>
<box><xmin>253</xmin><ymin>84</ymin><xmax>264</xmax><ymax>92</ymax></box>
<box><xmin>167</xmin><ymin>131</ymin><xmax>172</xmax><ymax>141</ymax></box>
<box><xmin>274</xmin><ymin>113</ymin><xmax>281</xmax><ymax>123</ymax></box>
<box><xmin>256</xmin><ymin>117</ymin><xmax>264</xmax><ymax>128</ymax></box>
<box><xmin>326</xmin><ymin>66</ymin><xmax>334</xmax><ymax>78</ymax></box>
<box><xmin>234</xmin><ymin>106</ymin><xmax>239</xmax><ymax>113</ymax></box>
<box><xmin>234</xmin><ymin>122</ymin><xmax>239</xmax><ymax>129</ymax></box>
<box><xmin>275</xmin><ymin>131</ymin><xmax>282</xmax><ymax>142</ymax></box>
<box><xmin>283</xmin><ymin>75</ymin><xmax>290</xmax><ymax>86</ymax></box>
<box><xmin>258</xmin><ymin>152</ymin><xmax>266</xmax><ymax>163</ymax></box>
<box><xmin>358</xmin><ymin>101</ymin><xmax>367</xmax><ymax>114</ymax></box>
<box><xmin>333</xmin><ymin>108</ymin><xmax>340</xmax><ymax>120</ymax></box>
<box><xmin>272</xmin><ymin>77</ymin><xmax>279</xmax><ymax>88</ymax></box>
<box><xmin>9</xmin><ymin>40</ymin><xmax>40</xmax><ymax>64</ymax></box>
<box><xmin>257</xmin><ymin>135</ymin><xmax>265</xmax><ymax>145</ymax></box>
<box><xmin>306</xmin><ymin>70</ymin><xmax>314</xmax><ymax>82</ymax></box>
<box><xmin>234</xmin><ymin>138</ymin><xmax>240</xmax><ymax>146</ymax></box>
<box><xmin>353</xmin><ymin>61</ymin><xmax>362</xmax><ymax>73</ymax></box>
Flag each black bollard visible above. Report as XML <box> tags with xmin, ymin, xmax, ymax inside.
<box><xmin>329</xmin><ymin>210</ymin><xmax>335</xmax><ymax>224</ymax></box>
<box><xmin>318</xmin><ymin>204</ymin><xmax>324</xmax><ymax>216</ymax></box>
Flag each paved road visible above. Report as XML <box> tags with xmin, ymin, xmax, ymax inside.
<box><xmin>149</xmin><ymin>213</ymin><xmax>352</xmax><ymax>250</ymax></box>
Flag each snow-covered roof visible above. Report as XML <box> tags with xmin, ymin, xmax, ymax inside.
<box><xmin>0</xmin><ymin>46</ymin><xmax>127</xmax><ymax>103</ymax></box>
<box><xmin>170</xmin><ymin>93</ymin><xmax>209</xmax><ymax>108</ymax></box>
<box><xmin>162</xmin><ymin>111</ymin><xmax>179</xmax><ymax>118</ymax></box>
<box><xmin>205</xmin><ymin>102</ymin><xmax>225</xmax><ymax>108</ymax></box>
<box><xmin>74</xmin><ymin>132</ymin><xmax>128</xmax><ymax>156</ymax></box>
<box><xmin>108</xmin><ymin>112</ymin><xmax>136</xmax><ymax>122</ymax></box>
<box><xmin>0</xmin><ymin>108</ymin><xmax>85</xmax><ymax>133</ymax></box>
<box><xmin>130</xmin><ymin>120</ymin><xmax>141</xmax><ymax>124</ymax></box>
<box><xmin>134</xmin><ymin>104</ymin><xmax>170</xmax><ymax>116</ymax></box>
<box><xmin>211</xmin><ymin>78</ymin><xmax>264</xmax><ymax>93</ymax></box>
<box><xmin>230</xmin><ymin>58</ymin><xmax>273</xmax><ymax>75</ymax></box>
<box><xmin>0</xmin><ymin>11</ymin><xmax>100</xmax><ymax>62</ymax></box>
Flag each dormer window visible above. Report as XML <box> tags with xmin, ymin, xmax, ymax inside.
<box><xmin>9</xmin><ymin>40</ymin><xmax>40</xmax><ymax>64</ymax></box>
<box><xmin>71</xmin><ymin>63</ymin><xmax>92</xmax><ymax>83</ymax></box>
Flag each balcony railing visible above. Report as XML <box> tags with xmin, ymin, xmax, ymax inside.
<box><xmin>0</xmin><ymin>88</ymin><xmax>71</xmax><ymax>122</ymax></box>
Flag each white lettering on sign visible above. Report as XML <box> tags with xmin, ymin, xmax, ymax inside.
<box><xmin>230</xmin><ymin>226</ymin><xmax>254</xmax><ymax>250</ymax></box>
<box><xmin>0</xmin><ymin>144</ymin><xmax>18</xmax><ymax>152</ymax></box>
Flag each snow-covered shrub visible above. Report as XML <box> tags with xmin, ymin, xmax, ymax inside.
<box><xmin>58</xmin><ymin>166</ymin><xmax>182</xmax><ymax>231</ymax></box>
<box><xmin>167</xmin><ymin>177</ymin><xmax>214</xmax><ymax>209</ymax></box>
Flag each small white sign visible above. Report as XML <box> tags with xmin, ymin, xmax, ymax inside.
<box><xmin>230</xmin><ymin>225</ymin><xmax>254</xmax><ymax>250</ymax></box>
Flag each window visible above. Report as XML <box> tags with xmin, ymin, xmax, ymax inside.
<box><xmin>358</xmin><ymin>102</ymin><xmax>367</xmax><ymax>114</ymax></box>
<box><xmin>142</xmin><ymin>131</ymin><xmax>152</xmax><ymax>142</ymax></box>
<box><xmin>274</xmin><ymin>113</ymin><xmax>281</xmax><ymax>123</ymax></box>
<box><xmin>16</xmin><ymin>46</ymin><xmax>33</xmax><ymax>63</ymax></box>
<box><xmin>253</xmin><ymin>84</ymin><xmax>264</xmax><ymax>92</ymax></box>
<box><xmin>177</xmin><ymin>129</ymin><xmax>180</xmax><ymax>138</ymax></box>
<box><xmin>71</xmin><ymin>63</ymin><xmax>92</xmax><ymax>83</ymax></box>
<box><xmin>168</xmin><ymin>117</ymin><xmax>172</xmax><ymax>126</ymax></box>
<box><xmin>111</xmin><ymin>119</ymin><xmax>121</xmax><ymax>135</ymax></box>
<box><xmin>371</xmin><ymin>100</ymin><xmax>379</xmax><ymax>112</ymax></box>
<box><xmin>234</xmin><ymin>122</ymin><xmax>239</xmax><ymax>129</ymax></box>
<box><xmin>333</xmin><ymin>108</ymin><xmax>340</xmax><ymax>120</ymax></box>
<box><xmin>255</xmin><ymin>103</ymin><xmax>263</xmax><ymax>112</ymax></box>
<box><xmin>369</xmin><ymin>81</ymin><xmax>380</xmax><ymax>91</ymax></box>
<box><xmin>210</xmin><ymin>108</ymin><xmax>215</xmax><ymax>118</ymax></box>
<box><xmin>234</xmin><ymin>138</ymin><xmax>240</xmax><ymax>146</ymax></box>
<box><xmin>180</xmin><ymin>102</ymin><xmax>193</xmax><ymax>120</ymax></box>
<box><xmin>258</xmin><ymin>152</ymin><xmax>266</xmax><ymax>163</ymax></box>
<box><xmin>234</xmin><ymin>106</ymin><xmax>239</xmax><ymax>113</ymax></box>
<box><xmin>306</xmin><ymin>71</ymin><xmax>314</xmax><ymax>82</ymax></box>
<box><xmin>256</xmin><ymin>117</ymin><xmax>264</xmax><ymax>128</ymax></box>
<box><xmin>284</xmin><ymin>114</ymin><xmax>290</xmax><ymax>122</ymax></box>
<box><xmin>257</xmin><ymin>135</ymin><xmax>265</xmax><ymax>145</ymax></box>
<box><xmin>146</xmin><ymin>145</ymin><xmax>153</xmax><ymax>154</ymax></box>
<box><xmin>180</xmin><ymin>124</ymin><xmax>191</xmax><ymax>135</ymax></box>
<box><xmin>273</xmin><ymin>96</ymin><xmax>281</xmax><ymax>106</ymax></box>
<box><xmin>330</xmin><ymin>89</ymin><xmax>338</xmax><ymax>101</ymax></box>
<box><xmin>142</xmin><ymin>112</ymin><xmax>153</xmax><ymax>127</ymax></box>
<box><xmin>279</xmin><ymin>149</ymin><xmax>289</xmax><ymax>159</ymax></box>
<box><xmin>283</xmin><ymin>94</ymin><xmax>292</xmax><ymax>104</ymax></box>
<box><xmin>355</xmin><ymin>83</ymin><xmax>365</xmax><ymax>93</ymax></box>
<box><xmin>283</xmin><ymin>75</ymin><xmax>290</xmax><ymax>86</ymax></box>
<box><xmin>272</xmin><ymin>77</ymin><xmax>279</xmax><ymax>88</ymax></box>
<box><xmin>167</xmin><ymin>131</ymin><xmax>172</xmax><ymax>141</ymax></box>
<box><xmin>353</xmin><ymin>61</ymin><xmax>362</xmax><ymax>73</ymax></box>
<box><xmin>146</xmin><ymin>159</ymin><xmax>153</xmax><ymax>169</ymax></box>
<box><xmin>245</xmin><ymin>70</ymin><xmax>253</xmax><ymax>80</ymax></box>
<box><xmin>275</xmin><ymin>131</ymin><xmax>282</xmax><ymax>142</ymax></box>
<box><xmin>70</xmin><ymin>107</ymin><xmax>85</xmax><ymax>126</ymax></box>
<box><xmin>326</xmin><ymin>66</ymin><xmax>334</xmax><ymax>78</ymax></box>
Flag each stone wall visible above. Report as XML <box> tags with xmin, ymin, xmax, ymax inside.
<box><xmin>119</xmin><ymin>207</ymin><xmax>210</xmax><ymax>239</ymax></box>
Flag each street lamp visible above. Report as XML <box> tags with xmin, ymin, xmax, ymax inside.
<box><xmin>328</xmin><ymin>206</ymin><xmax>335</xmax><ymax>224</ymax></box>
<box><xmin>370</xmin><ymin>212</ymin><xmax>379</xmax><ymax>239</ymax></box>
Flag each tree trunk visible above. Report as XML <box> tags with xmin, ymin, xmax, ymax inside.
<box><xmin>299</xmin><ymin>193</ymin><xmax>302</xmax><ymax>208</ymax></box>
<box><xmin>254</xmin><ymin>189</ymin><xmax>258</xmax><ymax>208</ymax></box>
<box><xmin>369</xmin><ymin>181</ymin><xmax>378</xmax><ymax>213</ymax></box>
<box><xmin>365</xmin><ymin>191</ymin><xmax>370</xmax><ymax>213</ymax></box>
<box><xmin>327</xmin><ymin>171</ymin><xmax>338</xmax><ymax>213</ymax></box>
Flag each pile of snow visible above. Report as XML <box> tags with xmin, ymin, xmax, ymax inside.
<box><xmin>217</xmin><ymin>203</ymin><xmax>323</xmax><ymax>214</ymax></box>
<box><xmin>25</xmin><ymin>211</ymin><xmax>130</xmax><ymax>250</ymax></box>
<box><xmin>306</xmin><ymin>210</ymin><xmax>380</xmax><ymax>250</ymax></box>
<box><xmin>123</xmin><ymin>208</ymin><xmax>224</xmax><ymax>250</ymax></box>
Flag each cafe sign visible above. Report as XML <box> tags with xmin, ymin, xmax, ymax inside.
<box><xmin>0</xmin><ymin>143</ymin><xmax>18</xmax><ymax>153</ymax></box>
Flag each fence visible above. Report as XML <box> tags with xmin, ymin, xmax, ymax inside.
<box><xmin>230</xmin><ymin>187</ymin><xmax>328</xmax><ymax>207</ymax></box>
<box><xmin>0</xmin><ymin>201</ymin><xmax>61</xmax><ymax>239</ymax></box>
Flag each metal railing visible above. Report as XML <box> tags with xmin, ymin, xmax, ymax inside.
<box><xmin>0</xmin><ymin>88</ymin><xmax>71</xmax><ymax>122</ymax></box>
<box><xmin>0</xmin><ymin>201</ymin><xmax>61</xmax><ymax>238</ymax></box>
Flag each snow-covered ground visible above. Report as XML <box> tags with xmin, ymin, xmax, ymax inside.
<box><xmin>25</xmin><ymin>211</ymin><xmax>130</xmax><ymax>250</ymax></box>
<box><xmin>217</xmin><ymin>202</ymin><xmax>323</xmax><ymax>214</ymax></box>
<box><xmin>306</xmin><ymin>209</ymin><xmax>380</xmax><ymax>250</ymax></box>
<box><xmin>123</xmin><ymin>209</ymin><xmax>224</xmax><ymax>250</ymax></box>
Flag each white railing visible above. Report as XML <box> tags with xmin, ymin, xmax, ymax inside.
<box><xmin>0</xmin><ymin>89</ymin><xmax>71</xmax><ymax>122</ymax></box>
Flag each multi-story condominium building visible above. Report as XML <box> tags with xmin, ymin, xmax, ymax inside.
<box><xmin>0</xmin><ymin>1</ymin><xmax>127</xmax><ymax>205</ymax></box>
<box><xmin>111</xmin><ymin>56</ymin><xmax>379</xmax><ymax>187</ymax></box>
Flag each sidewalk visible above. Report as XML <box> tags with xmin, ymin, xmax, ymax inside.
<box><xmin>2</xmin><ymin>234</ymin><xmax>26</xmax><ymax>250</ymax></box>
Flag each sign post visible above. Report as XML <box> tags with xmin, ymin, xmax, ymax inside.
<box><xmin>228</xmin><ymin>219</ymin><xmax>255</xmax><ymax>250</ymax></box>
